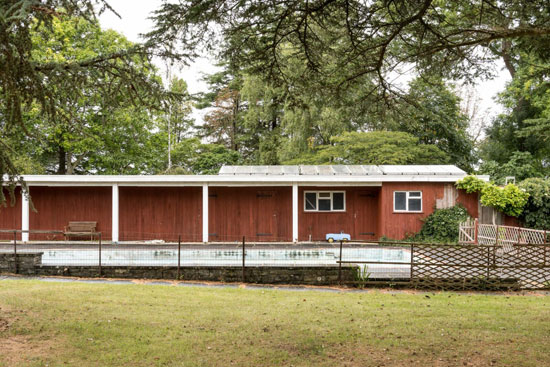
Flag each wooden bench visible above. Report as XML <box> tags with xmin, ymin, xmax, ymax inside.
<box><xmin>64</xmin><ymin>221</ymin><xmax>98</xmax><ymax>241</ymax></box>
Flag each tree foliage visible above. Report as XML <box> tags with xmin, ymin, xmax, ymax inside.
<box><xmin>2</xmin><ymin>15</ymin><xmax>176</xmax><ymax>175</ymax></box>
<box><xmin>196</xmin><ymin>59</ymin><xmax>472</xmax><ymax>167</ymax></box>
<box><xmin>149</xmin><ymin>1</ymin><xmax>550</xmax><ymax>174</ymax></box>
<box><xmin>286</xmin><ymin>131</ymin><xmax>448</xmax><ymax>165</ymax></box>
<box><xmin>170</xmin><ymin>138</ymin><xmax>241</xmax><ymax>175</ymax></box>
<box><xmin>148</xmin><ymin>1</ymin><xmax>550</xmax><ymax>98</ymax></box>
<box><xmin>518</xmin><ymin>178</ymin><xmax>550</xmax><ymax>230</ymax></box>
<box><xmin>0</xmin><ymin>0</ymin><xmax>174</xmax><ymax>204</ymax></box>
<box><xmin>456</xmin><ymin>175</ymin><xmax>529</xmax><ymax>218</ymax></box>
<box><xmin>479</xmin><ymin>51</ymin><xmax>550</xmax><ymax>179</ymax></box>
<box><xmin>479</xmin><ymin>151</ymin><xmax>542</xmax><ymax>185</ymax></box>
<box><xmin>390</xmin><ymin>77</ymin><xmax>474</xmax><ymax>170</ymax></box>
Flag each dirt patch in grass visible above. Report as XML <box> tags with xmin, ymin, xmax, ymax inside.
<box><xmin>0</xmin><ymin>317</ymin><xmax>9</xmax><ymax>332</ymax></box>
<box><xmin>319</xmin><ymin>343</ymin><xmax>510</xmax><ymax>367</ymax></box>
<box><xmin>0</xmin><ymin>307</ymin><xmax>65</xmax><ymax>367</ymax></box>
<box><xmin>0</xmin><ymin>335</ymin><xmax>61</xmax><ymax>367</ymax></box>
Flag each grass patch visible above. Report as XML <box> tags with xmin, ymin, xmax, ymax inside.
<box><xmin>1</xmin><ymin>279</ymin><xmax>549</xmax><ymax>366</ymax></box>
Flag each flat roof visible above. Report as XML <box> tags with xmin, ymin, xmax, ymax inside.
<box><xmin>6</xmin><ymin>165</ymin><xmax>477</xmax><ymax>187</ymax></box>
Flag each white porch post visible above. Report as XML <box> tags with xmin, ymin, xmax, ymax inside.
<box><xmin>111</xmin><ymin>184</ymin><xmax>119</xmax><ymax>243</ymax></box>
<box><xmin>202</xmin><ymin>184</ymin><xmax>209</xmax><ymax>243</ymax></box>
<box><xmin>21</xmin><ymin>188</ymin><xmax>30</xmax><ymax>242</ymax></box>
<box><xmin>292</xmin><ymin>183</ymin><xmax>298</xmax><ymax>243</ymax></box>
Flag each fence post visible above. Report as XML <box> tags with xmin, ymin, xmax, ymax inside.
<box><xmin>13</xmin><ymin>230</ymin><xmax>18</xmax><ymax>274</ymax></box>
<box><xmin>486</xmin><ymin>246</ymin><xmax>496</xmax><ymax>281</ymax></box>
<box><xmin>410</xmin><ymin>243</ymin><xmax>414</xmax><ymax>281</ymax></box>
<box><xmin>177</xmin><ymin>235</ymin><xmax>181</xmax><ymax>280</ymax></box>
<box><xmin>495</xmin><ymin>225</ymin><xmax>500</xmax><ymax>246</ymax></box>
<box><xmin>338</xmin><ymin>240</ymin><xmax>343</xmax><ymax>286</ymax></box>
<box><xmin>474</xmin><ymin>218</ymin><xmax>479</xmax><ymax>244</ymax></box>
<box><xmin>242</xmin><ymin>236</ymin><xmax>246</xmax><ymax>283</ymax></box>
<box><xmin>98</xmin><ymin>232</ymin><xmax>102</xmax><ymax>277</ymax></box>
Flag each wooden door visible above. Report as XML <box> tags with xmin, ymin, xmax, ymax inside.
<box><xmin>255</xmin><ymin>190</ymin><xmax>275</xmax><ymax>240</ymax></box>
<box><xmin>354</xmin><ymin>190</ymin><xmax>378</xmax><ymax>240</ymax></box>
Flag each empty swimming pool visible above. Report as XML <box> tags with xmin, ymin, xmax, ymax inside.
<box><xmin>5</xmin><ymin>245</ymin><xmax>411</xmax><ymax>278</ymax></box>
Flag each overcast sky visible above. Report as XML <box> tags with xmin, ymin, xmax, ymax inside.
<box><xmin>99</xmin><ymin>1</ymin><xmax>510</xmax><ymax>120</ymax></box>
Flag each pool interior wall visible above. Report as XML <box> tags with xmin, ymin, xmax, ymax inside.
<box><xmin>0</xmin><ymin>244</ymin><xmax>412</xmax><ymax>279</ymax></box>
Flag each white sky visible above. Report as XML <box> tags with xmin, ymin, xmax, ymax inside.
<box><xmin>99</xmin><ymin>0</ymin><xmax>510</xmax><ymax>121</ymax></box>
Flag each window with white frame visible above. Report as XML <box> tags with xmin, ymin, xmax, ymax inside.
<box><xmin>304</xmin><ymin>191</ymin><xmax>345</xmax><ymax>212</ymax></box>
<box><xmin>393</xmin><ymin>191</ymin><xmax>422</xmax><ymax>212</ymax></box>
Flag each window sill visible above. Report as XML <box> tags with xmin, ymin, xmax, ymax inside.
<box><xmin>393</xmin><ymin>211</ymin><xmax>423</xmax><ymax>214</ymax></box>
<box><xmin>303</xmin><ymin>211</ymin><xmax>347</xmax><ymax>213</ymax></box>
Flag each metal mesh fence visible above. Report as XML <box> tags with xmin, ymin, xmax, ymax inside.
<box><xmin>1</xmin><ymin>230</ymin><xmax>549</xmax><ymax>290</ymax></box>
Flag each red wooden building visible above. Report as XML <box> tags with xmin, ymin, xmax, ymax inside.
<box><xmin>1</xmin><ymin>165</ymin><xmax>481</xmax><ymax>243</ymax></box>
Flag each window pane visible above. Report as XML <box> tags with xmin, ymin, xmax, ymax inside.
<box><xmin>409</xmin><ymin>191</ymin><xmax>421</xmax><ymax>197</ymax></box>
<box><xmin>319</xmin><ymin>199</ymin><xmax>331</xmax><ymax>211</ymax></box>
<box><xmin>305</xmin><ymin>193</ymin><xmax>317</xmax><ymax>210</ymax></box>
<box><xmin>333</xmin><ymin>192</ymin><xmax>344</xmax><ymax>210</ymax></box>
<box><xmin>409</xmin><ymin>198</ymin><xmax>422</xmax><ymax>211</ymax></box>
<box><xmin>394</xmin><ymin>192</ymin><xmax>406</xmax><ymax>211</ymax></box>
<box><xmin>318</xmin><ymin>192</ymin><xmax>331</xmax><ymax>198</ymax></box>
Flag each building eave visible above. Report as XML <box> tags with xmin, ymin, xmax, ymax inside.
<box><xmin>9</xmin><ymin>173</ymin><xmax>469</xmax><ymax>187</ymax></box>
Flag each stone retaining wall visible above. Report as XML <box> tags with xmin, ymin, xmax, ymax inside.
<box><xmin>1</xmin><ymin>252</ymin><xmax>355</xmax><ymax>285</ymax></box>
<box><xmin>0</xmin><ymin>253</ymin><xmax>43</xmax><ymax>276</ymax></box>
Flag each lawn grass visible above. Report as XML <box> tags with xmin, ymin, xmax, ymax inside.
<box><xmin>0</xmin><ymin>279</ymin><xmax>549</xmax><ymax>367</ymax></box>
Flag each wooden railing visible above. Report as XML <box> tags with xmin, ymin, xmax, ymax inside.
<box><xmin>459</xmin><ymin>219</ymin><xmax>549</xmax><ymax>252</ymax></box>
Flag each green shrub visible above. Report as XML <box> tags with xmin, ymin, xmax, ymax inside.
<box><xmin>415</xmin><ymin>205</ymin><xmax>471</xmax><ymax>243</ymax></box>
<box><xmin>519</xmin><ymin>178</ymin><xmax>550</xmax><ymax>230</ymax></box>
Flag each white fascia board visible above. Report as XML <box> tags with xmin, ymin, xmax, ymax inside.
<box><xmin>15</xmin><ymin>173</ymin><xmax>468</xmax><ymax>186</ymax></box>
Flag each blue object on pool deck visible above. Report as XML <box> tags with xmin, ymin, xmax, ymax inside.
<box><xmin>325</xmin><ymin>232</ymin><xmax>351</xmax><ymax>242</ymax></box>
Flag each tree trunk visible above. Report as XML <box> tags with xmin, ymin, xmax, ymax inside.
<box><xmin>231</xmin><ymin>97</ymin><xmax>239</xmax><ymax>151</ymax></box>
<box><xmin>501</xmin><ymin>40</ymin><xmax>516</xmax><ymax>78</ymax></box>
<box><xmin>57</xmin><ymin>146</ymin><xmax>66</xmax><ymax>175</ymax></box>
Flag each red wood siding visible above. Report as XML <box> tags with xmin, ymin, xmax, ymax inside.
<box><xmin>457</xmin><ymin>189</ymin><xmax>479</xmax><ymax>218</ymax></box>
<box><xmin>298</xmin><ymin>187</ymin><xmax>380</xmax><ymax>242</ymax></box>
<box><xmin>29</xmin><ymin>186</ymin><xmax>112</xmax><ymax>240</ymax></box>
<box><xmin>504</xmin><ymin>215</ymin><xmax>520</xmax><ymax>227</ymax></box>
<box><xmin>119</xmin><ymin>187</ymin><xmax>202</xmax><ymax>242</ymax></box>
<box><xmin>0</xmin><ymin>188</ymin><xmax>22</xmax><ymax>240</ymax></box>
<box><xmin>209</xmin><ymin>186</ymin><xmax>292</xmax><ymax>242</ymax></box>
<box><xmin>378</xmin><ymin>182</ymin><xmax>444</xmax><ymax>240</ymax></box>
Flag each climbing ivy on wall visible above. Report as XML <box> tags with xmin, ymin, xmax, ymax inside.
<box><xmin>456</xmin><ymin>176</ymin><xmax>529</xmax><ymax>218</ymax></box>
